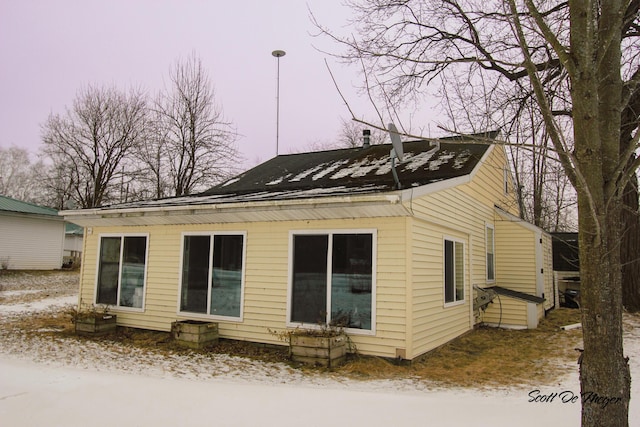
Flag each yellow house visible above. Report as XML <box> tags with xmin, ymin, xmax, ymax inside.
<box><xmin>62</xmin><ymin>133</ymin><xmax>555</xmax><ymax>361</ymax></box>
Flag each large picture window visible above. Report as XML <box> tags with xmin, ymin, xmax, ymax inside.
<box><xmin>96</xmin><ymin>235</ymin><xmax>148</xmax><ymax>309</ymax></box>
<box><xmin>290</xmin><ymin>231</ymin><xmax>375</xmax><ymax>331</ymax></box>
<box><xmin>444</xmin><ymin>239</ymin><xmax>464</xmax><ymax>304</ymax></box>
<box><xmin>179</xmin><ymin>233</ymin><xmax>245</xmax><ymax>319</ymax></box>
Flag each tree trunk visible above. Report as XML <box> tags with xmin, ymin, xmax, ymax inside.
<box><xmin>570</xmin><ymin>1</ymin><xmax>632</xmax><ymax>423</ymax></box>
<box><xmin>621</xmin><ymin>161</ymin><xmax>640</xmax><ymax>312</ymax></box>
<box><xmin>577</xmin><ymin>197</ymin><xmax>631</xmax><ymax>426</ymax></box>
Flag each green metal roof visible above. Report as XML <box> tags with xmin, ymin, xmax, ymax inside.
<box><xmin>0</xmin><ymin>195</ymin><xmax>59</xmax><ymax>217</ymax></box>
<box><xmin>65</xmin><ymin>222</ymin><xmax>84</xmax><ymax>234</ymax></box>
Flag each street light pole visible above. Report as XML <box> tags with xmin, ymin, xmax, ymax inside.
<box><xmin>272</xmin><ymin>49</ymin><xmax>286</xmax><ymax>156</ymax></box>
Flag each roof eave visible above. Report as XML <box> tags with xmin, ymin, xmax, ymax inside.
<box><xmin>60</xmin><ymin>193</ymin><xmax>410</xmax><ymax>227</ymax></box>
<box><xmin>1</xmin><ymin>210</ymin><xmax>65</xmax><ymax>222</ymax></box>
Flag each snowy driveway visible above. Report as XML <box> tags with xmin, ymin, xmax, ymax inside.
<box><xmin>1</xmin><ymin>357</ymin><xmax>582</xmax><ymax>427</ymax></box>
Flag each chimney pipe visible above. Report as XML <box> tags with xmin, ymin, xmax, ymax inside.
<box><xmin>362</xmin><ymin>129</ymin><xmax>371</xmax><ymax>149</ymax></box>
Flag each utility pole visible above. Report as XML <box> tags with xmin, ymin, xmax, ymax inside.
<box><xmin>271</xmin><ymin>49</ymin><xmax>286</xmax><ymax>156</ymax></box>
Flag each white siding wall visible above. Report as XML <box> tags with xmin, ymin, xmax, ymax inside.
<box><xmin>0</xmin><ymin>213</ymin><xmax>65</xmax><ymax>270</ymax></box>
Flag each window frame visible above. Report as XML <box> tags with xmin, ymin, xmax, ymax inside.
<box><xmin>485</xmin><ymin>223</ymin><xmax>496</xmax><ymax>283</ymax></box>
<box><xmin>286</xmin><ymin>229</ymin><xmax>377</xmax><ymax>336</ymax></box>
<box><xmin>177</xmin><ymin>231</ymin><xmax>247</xmax><ymax>322</ymax></box>
<box><xmin>443</xmin><ymin>236</ymin><xmax>465</xmax><ymax>307</ymax></box>
<box><xmin>94</xmin><ymin>233</ymin><xmax>149</xmax><ymax>312</ymax></box>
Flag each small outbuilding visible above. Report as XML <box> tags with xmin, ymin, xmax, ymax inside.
<box><xmin>551</xmin><ymin>232</ymin><xmax>580</xmax><ymax>307</ymax></box>
<box><xmin>0</xmin><ymin>195</ymin><xmax>65</xmax><ymax>270</ymax></box>
<box><xmin>62</xmin><ymin>132</ymin><xmax>555</xmax><ymax>360</ymax></box>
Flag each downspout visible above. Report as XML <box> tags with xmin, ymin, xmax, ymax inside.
<box><xmin>76</xmin><ymin>226</ymin><xmax>90</xmax><ymax>308</ymax></box>
<box><xmin>403</xmin><ymin>215</ymin><xmax>413</xmax><ymax>361</ymax></box>
<box><xmin>469</xmin><ymin>232</ymin><xmax>474</xmax><ymax>330</ymax></box>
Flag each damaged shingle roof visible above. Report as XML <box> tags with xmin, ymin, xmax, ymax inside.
<box><xmin>203</xmin><ymin>135</ymin><xmax>494</xmax><ymax>198</ymax></box>
<box><xmin>100</xmin><ymin>132</ymin><xmax>496</xmax><ymax>210</ymax></box>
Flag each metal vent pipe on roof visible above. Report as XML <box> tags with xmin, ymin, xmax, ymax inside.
<box><xmin>362</xmin><ymin>129</ymin><xmax>371</xmax><ymax>149</ymax></box>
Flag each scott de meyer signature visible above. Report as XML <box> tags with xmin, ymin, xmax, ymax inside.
<box><xmin>528</xmin><ymin>389</ymin><xmax>624</xmax><ymax>409</ymax></box>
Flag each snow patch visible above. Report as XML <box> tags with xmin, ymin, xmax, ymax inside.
<box><xmin>221</xmin><ymin>177</ymin><xmax>240</xmax><ymax>187</ymax></box>
<box><xmin>428</xmin><ymin>152</ymin><xmax>455</xmax><ymax>171</ymax></box>
<box><xmin>289</xmin><ymin>164</ymin><xmax>327</xmax><ymax>182</ymax></box>
<box><xmin>0</xmin><ymin>295</ymin><xmax>77</xmax><ymax>315</ymax></box>
<box><xmin>401</xmin><ymin>147</ymin><xmax>439</xmax><ymax>172</ymax></box>
<box><xmin>452</xmin><ymin>150</ymin><xmax>472</xmax><ymax>169</ymax></box>
<box><xmin>312</xmin><ymin>159</ymin><xmax>350</xmax><ymax>180</ymax></box>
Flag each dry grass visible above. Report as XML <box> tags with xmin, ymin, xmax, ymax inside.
<box><xmin>17</xmin><ymin>307</ymin><xmax>581</xmax><ymax>388</ymax></box>
<box><xmin>338</xmin><ymin>308</ymin><xmax>583</xmax><ymax>387</ymax></box>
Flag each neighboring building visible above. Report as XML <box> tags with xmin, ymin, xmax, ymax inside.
<box><xmin>63</xmin><ymin>223</ymin><xmax>84</xmax><ymax>267</ymax></box>
<box><xmin>0</xmin><ymin>195</ymin><xmax>65</xmax><ymax>270</ymax></box>
<box><xmin>62</xmin><ymin>133</ymin><xmax>555</xmax><ymax>361</ymax></box>
<box><xmin>551</xmin><ymin>232</ymin><xmax>580</xmax><ymax>307</ymax></box>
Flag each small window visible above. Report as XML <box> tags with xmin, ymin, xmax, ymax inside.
<box><xmin>486</xmin><ymin>225</ymin><xmax>495</xmax><ymax>282</ymax></box>
<box><xmin>179</xmin><ymin>233</ymin><xmax>245</xmax><ymax>319</ymax></box>
<box><xmin>444</xmin><ymin>239</ymin><xmax>464</xmax><ymax>304</ymax></box>
<box><xmin>289</xmin><ymin>231</ymin><xmax>375</xmax><ymax>331</ymax></box>
<box><xmin>97</xmin><ymin>235</ymin><xmax>148</xmax><ymax>309</ymax></box>
<box><xmin>504</xmin><ymin>167</ymin><xmax>510</xmax><ymax>195</ymax></box>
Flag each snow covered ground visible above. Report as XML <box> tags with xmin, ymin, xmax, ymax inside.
<box><xmin>0</xmin><ymin>273</ymin><xmax>638</xmax><ymax>426</ymax></box>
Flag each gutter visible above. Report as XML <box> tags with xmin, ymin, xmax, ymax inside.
<box><xmin>59</xmin><ymin>193</ymin><xmax>408</xmax><ymax>226</ymax></box>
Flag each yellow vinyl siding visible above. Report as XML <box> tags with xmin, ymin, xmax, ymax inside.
<box><xmin>494</xmin><ymin>217</ymin><xmax>537</xmax><ymax>294</ymax></box>
<box><xmin>408</xmin><ymin>190</ymin><xmax>484</xmax><ymax>358</ymax></box>
<box><xmin>459</xmin><ymin>145</ymin><xmax>520</xmax><ymax>217</ymax></box>
<box><xmin>481</xmin><ymin>297</ymin><xmax>529</xmax><ymax>328</ymax></box>
<box><xmin>405</xmin><ymin>145</ymin><xmax>529</xmax><ymax>357</ymax></box>
<box><xmin>79</xmin><ymin>217</ymin><xmax>408</xmax><ymax>359</ymax></box>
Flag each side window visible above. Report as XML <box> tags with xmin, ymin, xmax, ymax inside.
<box><xmin>486</xmin><ymin>225</ymin><xmax>495</xmax><ymax>282</ymax></box>
<box><xmin>180</xmin><ymin>233</ymin><xmax>245</xmax><ymax>319</ymax></box>
<box><xmin>444</xmin><ymin>239</ymin><xmax>464</xmax><ymax>304</ymax></box>
<box><xmin>97</xmin><ymin>235</ymin><xmax>147</xmax><ymax>309</ymax></box>
<box><xmin>504</xmin><ymin>167</ymin><xmax>511</xmax><ymax>195</ymax></box>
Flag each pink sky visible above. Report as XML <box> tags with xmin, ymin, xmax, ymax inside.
<box><xmin>0</xmin><ymin>1</ymin><xmax>439</xmax><ymax>168</ymax></box>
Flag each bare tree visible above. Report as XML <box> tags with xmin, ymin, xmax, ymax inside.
<box><xmin>41</xmin><ymin>85</ymin><xmax>147</xmax><ymax>208</ymax></box>
<box><xmin>154</xmin><ymin>53</ymin><xmax>238</xmax><ymax>196</ymax></box>
<box><xmin>35</xmin><ymin>158</ymin><xmax>75</xmax><ymax>210</ymax></box>
<box><xmin>0</xmin><ymin>146</ymin><xmax>48</xmax><ymax>205</ymax></box>
<box><xmin>133</xmin><ymin>106</ymin><xmax>171</xmax><ymax>200</ymax></box>
<box><xmin>316</xmin><ymin>1</ymin><xmax>636</xmax><ymax>425</ymax></box>
<box><xmin>338</xmin><ymin>117</ymin><xmax>387</xmax><ymax>147</ymax></box>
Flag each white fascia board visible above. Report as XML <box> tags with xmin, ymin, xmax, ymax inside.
<box><xmin>494</xmin><ymin>206</ymin><xmax>546</xmax><ymax>234</ymax></box>
<box><xmin>60</xmin><ymin>193</ymin><xmax>409</xmax><ymax>227</ymax></box>
<box><xmin>399</xmin><ymin>175</ymin><xmax>471</xmax><ymax>200</ymax></box>
<box><xmin>1</xmin><ymin>211</ymin><xmax>65</xmax><ymax>222</ymax></box>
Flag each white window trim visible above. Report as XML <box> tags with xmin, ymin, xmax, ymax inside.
<box><xmin>177</xmin><ymin>231</ymin><xmax>247</xmax><ymax>322</ymax></box>
<box><xmin>443</xmin><ymin>236</ymin><xmax>466</xmax><ymax>308</ymax></box>
<box><xmin>485</xmin><ymin>223</ymin><xmax>496</xmax><ymax>283</ymax></box>
<box><xmin>286</xmin><ymin>229</ymin><xmax>377</xmax><ymax>336</ymax></box>
<box><xmin>94</xmin><ymin>233</ymin><xmax>149</xmax><ymax>313</ymax></box>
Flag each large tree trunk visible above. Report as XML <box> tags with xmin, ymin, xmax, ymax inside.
<box><xmin>571</xmin><ymin>2</ymin><xmax>631</xmax><ymax>424</ymax></box>
<box><xmin>621</xmin><ymin>174</ymin><xmax>640</xmax><ymax>312</ymax></box>
<box><xmin>577</xmin><ymin>197</ymin><xmax>631</xmax><ymax>426</ymax></box>
<box><xmin>619</xmin><ymin>62</ymin><xmax>640</xmax><ymax>313</ymax></box>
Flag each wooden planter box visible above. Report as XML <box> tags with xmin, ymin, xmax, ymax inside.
<box><xmin>75</xmin><ymin>314</ymin><xmax>117</xmax><ymax>336</ymax></box>
<box><xmin>290</xmin><ymin>333</ymin><xmax>347</xmax><ymax>368</ymax></box>
<box><xmin>171</xmin><ymin>320</ymin><xmax>219</xmax><ymax>349</ymax></box>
